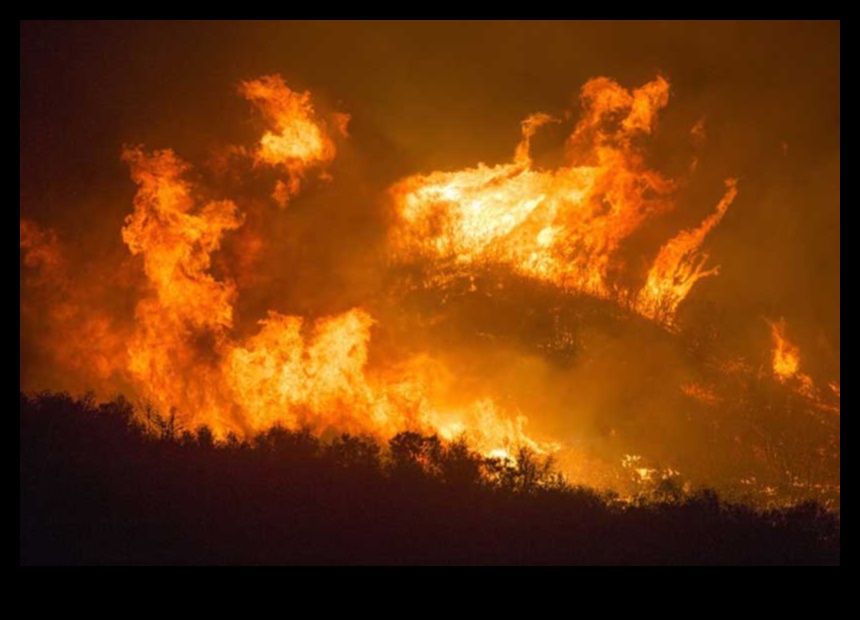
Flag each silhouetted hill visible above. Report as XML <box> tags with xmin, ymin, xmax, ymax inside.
<box><xmin>20</xmin><ymin>392</ymin><xmax>839</xmax><ymax>565</ymax></box>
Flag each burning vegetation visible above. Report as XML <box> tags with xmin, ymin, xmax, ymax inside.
<box><xmin>390</xmin><ymin>76</ymin><xmax>737</xmax><ymax>325</ymax></box>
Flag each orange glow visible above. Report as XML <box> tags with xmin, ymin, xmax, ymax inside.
<box><xmin>635</xmin><ymin>179</ymin><xmax>737</xmax><ymax>322</ymax></box>
<box><xmin>770</xmin><ymin>319</ymin><xmax>803</xmax><ymax>382</ymax></box>
<box><xmin>20</xmin><ymin>219</ymin><xmax>63</xmax><ymax>279</ymax></box>
<box><xmin>239</xmin><ymin>75</ymin><xmax>347</xmax><ymax>207</ymax></box>
<box><xmin>20</xmin><ymin>218</ymin><xmax>128</xmax><ymax>384</ymax></box>
<box><xmin>18</xmin><ymin>67</ymin><xmax>840</xmax><ymax>505</ymax></box>
<box><xmin>115</xmin><ymin>111</ymin><xmax>552</xmax><ymax>457</ymax></box>
<box><xmin>121</xmin><ymin>146</ymin><xmax>243</xmax><ymax>432</ymax></box>
<box><xmin>226</xmin><ymin>308</ymin><xmax>552</xmax><ymax>454</ymax></box>
<box><xmin>390</xmin><ymin>76</ymin><xmax>735</xmax><ymax>325</ymax></box>
<box><xmin>681</xmin><ymin>382</ymin><xmax>721</xmax><ymax>407</ymax></box>
<box><xmin>768</xmin><ymin>319</ymin><xmax>838</xmax><ymax>414</ymax></box>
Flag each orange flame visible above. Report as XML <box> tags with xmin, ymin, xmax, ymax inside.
<box><xmin>389</xmin><ymin>76</ymin><xmax>736</xmax><ymax>325</ymax></box>
<box><xmin>635</xmin><ymin>179</ymin><xmax>737</xmax><ymax>322</ymax></box>
<box><xmin>121</xmin><ymin>146</ymin><xmax>243</xmax><ymax>432</ymax></box>
<box><xmin>770</xmin><ymin>319</ymin><xmax>840</xmax><ymax>413</ymax></box>
<box><xmin>239</xmin><ymin>75</ymin><xmax>347</xmax><ymax>207</ymax></box>
<box><xmin>116</xmin><ymin>105</ymin><xmax>550</xmax><ymax>455</ymax></box>
<box><xmin>770</xmin><ymin>319</ymin><xmax>803</xmax><ymax>383</ymax></box>
<box><xmin>226</xmin><ymin>308</ymin><xmax>550</xmax><ymax>454</ymax></box>
<box><xmin>767</xmin><ymin>319</ymin><xmax>837</xmax><ymax>414</ymax></box>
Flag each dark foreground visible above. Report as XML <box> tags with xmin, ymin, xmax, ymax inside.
<box><xmin>20</xmin><ymin>393</ymin><xmax>840</xmax><ymax>565</ymax></box>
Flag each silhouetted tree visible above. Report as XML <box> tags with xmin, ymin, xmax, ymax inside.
<box><xmin>489</xmin><ymin>447</ymin><xmax>562</xmax><ymax>494</ymax></box>
<box><xmin>254</xmin><ymin>425</ymin><xmax>318</xmax><ymax>461</ymax></box>
<box><xmin>196</xmin><ymin>425</ymin><xmax>215</xmax><ymax>449</ymax></box>
<box><xmin>326</xmin><ymin>433</ymin><xmax>380</xmax><ymax>471</ymax></box>
<box><xmin>389</xmin><ymin>431</ymin><xmax>442</xmax><ymax>478</ymax></box>
<box><xmin>438</xmin><ymin>437</ymin><xmax>483</xmax><ymax>487</ymax></box>
<box><xmin>20</xmin><ymin>392</ymin><xmax>840</xmax><ymax>566</ymax></box>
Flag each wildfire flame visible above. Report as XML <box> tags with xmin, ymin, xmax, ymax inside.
<box><xmin>770</xmin><ymin>319</ymin><xmax>804</xmax><ymax>383</ymax></box>
<box><xmin>239</xmin><ymin>74</ymin><xmax>348</xmax><ymax>207</ymax></box>
<box><xmin>110</xmin><ymin>90</ymin><xmax>551</xmax><ymax>457</ymax></box>
<box><xmin>120</xmin><ymin>147</ymin><xmax>242</xmax><ymax>432</ymax></box>
<box><xmin>635</xmin><ymin>179</ymin><xmax>737</xmax><ymax>321</ymax></box>
<box><xmin>769</xmin><ymin>319</ymin><xmax>838</xmax><ymax>414</ymax></box>
<box><xmin>19</xmin><ymin>71</ymin><xmax>839</xmax><ymax>501</ymax></box>
<box><xmin>390</xmin><ymin>76</ymin><xmax>736</xmax><ymax>325</ymax></box>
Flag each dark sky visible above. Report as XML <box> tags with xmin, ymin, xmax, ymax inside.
<box><xmin>20</xmin><ymin>20</ymin><xmax>840</xmax><ymax>369</ymax></box>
